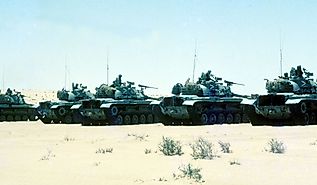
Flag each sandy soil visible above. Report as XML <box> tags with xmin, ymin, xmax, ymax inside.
<box><xmin>1</xmin><ymin>121</ymin><xmax>317</xmax><ymax>185</ymax></box>
<box><xmin>1</xmin><ymin>90</ymin><xmax>317</xmax><ymax>185</ymax></box>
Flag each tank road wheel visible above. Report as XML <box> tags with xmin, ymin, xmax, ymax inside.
<box><xmin>242</xmin><ymin>114</ymin><xmax>249</xmax><ymax>123</ymax></box>
<box><xmin>116</xmin><ymin>115</ymin><xmax>123</xmax><ymax>125</ymax></box>
<box><xmin>304</xmin><ymin>113</ymin><xmax>310</xmax><ymax>125</ymax></box>
<box><xmin>209</xmin><ymin>114</ymin><xmax>217</xmax><ymax>124</ymax></box>
<box><xmin>226</xmin><ymin>113</ymin><xmax>234</xmax><ymax>124</ymax></box>
<box><xmin>0</xmin><ymin>115</ymin><xmax>6</xmax><ymax>121</ymax></box>
<box><xmin>300</xmin><ymin>102</ymin><xmax>307</xmax><ymax>114</ymax></box>
<box><xmin>217</xmin><ymin>113</ymin><xmax>225</xmax><ymax>124</ymax></box>
<box><xmin>233</xmin><ymin>114</ymin><xmax>241</xmax><ymax>123</ymax></box>
<box><xmin>147</xmin><ymin>114</ymin><xmax>154</xmax><ymax>123</ymax></box>
<box><xmin>29</xmin><ymin>115</ymin><xmax>37</xmax><ymax>121</ymax></box>
<box><xmin>53</xmin><ymin>119</ymin><xmax>60</xmax><ymax>124</ymax></box>
<box><xmin>310</xmin><ymin>113</ymin><xmax>316</xmax><ymax>124</ymax></box>
<box><xmin>111</xmin><ymin>106</ymin><xmax>118</xmax><ymax>116</ymax></box>
<box><xmin>41</xmin><ymin>118</ymin><xmax>52</xmax><ymax>124</ymax></box>
<box><xmin>22</xmin><ymin>115</ymin><xmax>28</xmax><ymax>121</ymax></box>
<box><xmin>200</xmin><ymin>113</ymin><xmax>208</xmax><ymax>125</ymax></box>
<box><xmin>132</xmin><ymin>115</ymin><xmax>139</xmax><ymax>124</ymax></box>
<box><xmin>139</xmin><ymin>114</ymin><xmax>146</xmax><ymax>124</ymax></box>
<box><xmin>58</xmin><ymin>107</ymin><xmax>66</xmax><ymax>116</ymax></box>
<box><xmin>124</xmin><ymin>115</ymin><xmax>131</xmax><ymax>124</ymax></box>
<box><xmin>64</xmin><ymin>115</ymin><xmax>73</xmax><ymax>124</ymax></box>
<box><xmin>14</xmin><ymin>115</ymin><xmax>22</xmax><ymax>121</ymax></box>
<box><xmin>7</xmin><ymin>115</ymin><xmax>13</xmax><ymax>121</ymax></box>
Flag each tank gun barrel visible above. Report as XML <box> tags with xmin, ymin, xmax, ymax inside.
<box><xmin>138</xmin><ymin>84</ymin><xmax>158</xmax><ymax>89</ymax></box>
<box><xmin>127</xmin><ymin>81</ymin><xmax>135</xmax><ymax>85</ymax></box>
<box><xmin>224</xmin><ymin>80</ymin><xmax>244</xmax><ymax>86</ymax></box>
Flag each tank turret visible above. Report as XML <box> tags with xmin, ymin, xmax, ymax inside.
<box><xmin>57</xmin><ymin>83</ymin><xmax>94</xmax><ymax>101</ymax></box>
<box><xmin>95</xmin><ymin>75</ymin><xmax>156</xmax><ymax>100</ymax></box>
<box><xmin>173</xmin><ymin>70</ymin><xmax>240</xmax><ymax>97</ymax></box>
<box><xmin>0</xmin><ymin>88</ymin><xmax>26</xmax><ymax>105</ymax></box>
<box><xmin>266</xmin><ymin>65</ymin><xmax>317</xmax><ymax>94</ymax></box>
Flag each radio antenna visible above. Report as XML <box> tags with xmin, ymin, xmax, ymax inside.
<box><xmin>192</xmin><ymin>40</ymin><xmax>197</xmax><ymax>83</ymax></box>
<box><xmin>106</xmin><ymin>50</ymin><xmax>109</xmax><ymax>85</ymax></box>
<box><xmin>64</xmin><ymin>55</ymin><xmax>67</xmax><ymax>90</ymax></box>
<box><xmin>279</xmin><ymin>32</ymin><xmax>283</xmax><ymax>77</ymax></box>
<box><xmin>2</xmin><ymin>67</ymin><xmax>4</xmax><ymax>93</ymax></box>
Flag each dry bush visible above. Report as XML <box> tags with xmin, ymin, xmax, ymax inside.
<box><xmin>128</xmin><ymin>133</ymin><xmax>149</xmax><ymax>141</ymax></box>
<box><xmin>229</xmin><ymin>159</ymin><xmax>241</xmax><ymax>165</ymax></box>
<box><xmin>96</xmin><ymin>147</ymin><xmax>113</xmax><ymax>154</ymax></box>
<box><xmin>176</xmin><ymin>163</ymin><xmax>204</xmax><ymax>183</ymax></box>
<box><xmin>40</xmin><ymin>149</ymin><xmax>55</xmax><ymax>160</ymax></box>
<box><xmin>266</xmin><ymin>138</ymin><xmax>286</xmax><ymax>154</ymax></box>
<box><xmin>144</xmin><ymin>148</ymin><xmax>152</xmax><ymax>154</ymax></box>
<box><xmin>64</xmin><ymin>136</ymin><xmax>75</xmax><ymax>142</ymax></box>
<box><xmin>218</xmin><ymin>141</ymin><xmax>232</xmax><ymax>153</ymax></box>
<box><xmin>190</xmin><ymin>137</ymin><xmax>216</xmax><ymax>160</ymax></box>
<box><xmin>158</xmin><ymin>136</ymin><xmax>183</xmax><ymax>156</ymax></box>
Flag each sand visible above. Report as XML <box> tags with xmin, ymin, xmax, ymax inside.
<box><xmin>1</xmin><ymin>90</ymin><xmax>317</xmax><ymax>185</ymax></box>
<box><xmin>1</xmin><ymin>121</ymin><xmax>317</xmax><ymax>185</ymax></box>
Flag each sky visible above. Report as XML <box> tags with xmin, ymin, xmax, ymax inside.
<box><xmin>1</xmin><ymin>0</ymin><xmax>317</xmax><ymax>96</ymax></box>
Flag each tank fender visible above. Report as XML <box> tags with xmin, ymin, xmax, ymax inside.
<box><xmin>241</xmin><ymin>98</ymin><xmax>256</xmax><ymax>105</ymax></box>
<box><xmin>50</xmin><ymin>105</ymin><xmax>60</xmax><ymax>109</ymax></box>
<box><xmin>150</xmin><ymin>100</ymin><xmax>161</xmax><ymax>105</ymax></box>
<box><xmin>285</xmin><ymin>99</ymin><xmax>302</xmax><ymax>105</ymax></box>
<box><xmin>100</xmin><ymin>103</ymin><xmax>113</xmax><ymax>109</ymax></box>
<box><xmin>71</xmin><ymin>104</ymin><xmax>81</xmax><ymax>109</ymax></box>
<box><xmin>183</xmin><ymin>100</ymin><xmax>199</xmax><ymax>106</ymax></box>
<box><xmin>32</xmin><ymin>104</ymin><xmax>39</xmax><ymax>108</ymax></box>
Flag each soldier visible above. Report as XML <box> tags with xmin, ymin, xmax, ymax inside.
<box><xmin>6</xmin><ymin>88</ymin><xmax>12</xmax><ymax>96</ymax></box>
<box><xmin>112</xmin><ymin>74</ymin><xmax>122</xmax><ymax>87</ymax></box>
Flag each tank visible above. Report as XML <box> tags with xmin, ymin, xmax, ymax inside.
<box><xmin>38</xmin><ymin>83</ymin><xmax>94</xmax><ymax>124</ymax></box>
<box><xmin>80</xmin><ymin>74</ymin><xmax>160</xmax><ymax>126</ymax></box>
<box><xmin>153</xmin><ymin>70</ymin><xmax>250</xmax><ymax>125</ymax></box>
<box><xmin>0</xmin><ymin>88</ymin><xmax>39</xmax><ymax>122</ymax></box>
<box><xmin>245</xmin><ymin>65</ymin><xmax>317</xmax><ymax>126</ymax></box>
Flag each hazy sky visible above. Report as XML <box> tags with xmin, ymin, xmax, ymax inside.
<box><xmin>1</xmin><ymin>0</ymin><xmax>317</xmax><ymax>95</ymax></box>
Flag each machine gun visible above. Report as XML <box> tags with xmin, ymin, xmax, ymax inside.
<box><xmin>303</xmin><ymin>68</ymin><xmax>314</xmax><ymax>78</ymax></box>
<box><xmin>138</xmin><ymin>84</ymin><xmax>158</xmax><ymax>90</ymax></box>
<box><xmin>224</xmin><ymin>80</ymin><xmax>244</xmax><ymax>87</ymax></box>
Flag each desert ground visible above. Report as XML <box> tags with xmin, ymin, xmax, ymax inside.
<box><xmin>1</xmin><ymin>90</ymin><xmax>317</xmax><ymax>185</ymax></box>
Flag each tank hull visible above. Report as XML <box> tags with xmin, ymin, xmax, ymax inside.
<box><xmin>80</xmin><ymin>99</ymin><xmax>159</xmax><ymax>126</ymax></box>
<box><xmin>38</xmin><ymin>100</ymin><xmax>85</xmax><ymax>124</ymax></box>
<box><xmin>155</xmin><ymin>95</ymin><xmax>250</xmax><ymax>125</ymax></box>
<box><xmin>0</xmin><ymin>104</ymin><xmax>39</xmax><ymax>122</ymax></box>
<box><xmin>246</xmin><ymin>93</ymin><xmax>317</xmax><ymax>126</ymax></box>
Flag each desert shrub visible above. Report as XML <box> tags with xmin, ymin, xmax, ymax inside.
<box><xmin>128</xmin><ymin>133</ymin><xmax>149</xmax><ymax>141</ymax></box>
<box><xmin>40</xmin><ymin>149</ymin><xmax>55</xmax><ymax>160</ymax></box>
<box><xmin>64</xmin><ymin>136</ymin><xmax>75</xmax><ymax>142</ymax></box>
<box><xmin>106</xmin><ymin>148</ymin><xmax>113</xmax><ymax>153</ymax></box>
<box><xmin>96</xmin><ymin>147</ymin><xmax>113</xmax><ymax>154</ymax></box>
<box><xmin>158</xmin><ymin>136</ymin><xmax>183</xmax><ymax>156</ymax></box>
<box><xmin>229</xmin><ymin>159</ymin><xmax>241</xmax><ymax>165</ymax></box>
<box><xmin>310</xmin><ymin>140</ymin><xmax>317</xmax><ymax>145</ymax></box>
<box><xmin>190</xmin><ymin>137</ymin><xmax>216</xmax><ymax>160</ymax></box>
<box><xmin>177</xmin><ymin>163</ymin><xmax>204</xmax><ymax>182</ymax></box>
<box><xmin>144</xmin><ymin>148</ymin><xmax>152</xmax><ymax>154</ymax></box>
<box><xmin>218</xmin><ymin>141</ymin><xmax>232</xmax><ymax>153</ymax></box>
<box><xmin>266</xmin><ymin>138</ymin><xmax>286</xmax><ymax>154</ymax></box>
